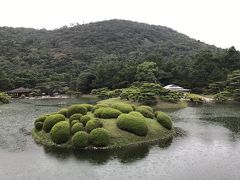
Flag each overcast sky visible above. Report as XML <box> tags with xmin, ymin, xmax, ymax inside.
<box><xmin>0</xmin><ymin>0</ymin><xmax>239</xmax><ymax>49</ymax></box>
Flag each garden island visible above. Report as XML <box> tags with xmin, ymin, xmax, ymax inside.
<box><xmin>32</xmin><ymin>99</ymin><xmax>175</xmax><ymax>149</ymax></box>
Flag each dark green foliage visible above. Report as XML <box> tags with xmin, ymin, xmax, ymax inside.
<box><xmin>80</xmin><ymin>104</ymin><xmax>94</xmax><ymax>111</ymax></box>
<box><xmin>0</xmin><ymin>92</ymin><xmax>10</xmax><ymax>104</ymax></box>
<box><xmin>136</xmin><ymin>107</ymin><xmax>154</xmax><ymax>119</ymax></box>
<box><xmin>79</xmin><ymin>115</ymin><xmax>91</xmax><ymax>125</ymax></box>
<box><xmin>69</xmin><ymin>113</ymin><xmax>83</xmax><ymax>123</ymax></box>
<box><xmin>94</xmin><ymin>107</ymin><xmax>122</xmax><ymax>119</ymax></box>
<box><xmin>135</xmin><ymin>62</ymin><xmax>157</xmax><ymax>82</ymax></box>
<box><xmin>90</xmin><ymin>128</ymin><xmax>110</xmax><ymax>147</ymax></box>
<box><xmin>117</xmin><ymin>114</ymin><xmax>148</xmax><ymax>136</ymax></box>
<box><xmin>71</xmin><ymin>120</ymin><xmax>79</xmax><ymax>127</ymax></box>
<box><xmin>91</xmin><ymin>104</ymin><xmax>109</xmax><ymax>112</ymax></box>
<box><xmin>67</xmin><ymin>105</ymin><xmax>87</xmax><ymax>117</ymax></box>
<box><xmin>155</xmin><ymin>111</ymin><xmax>173</xmax><ymax>130</ymax></box>
<box><xmin>85</xmin><ymin>119</ymin><xmax>102</xmax><ymax>132</ymax></box>
<box><xmin>71</xmin><ymin>123</ymin><xmax>84</xmax><ymax>134</ymax></box>
<box><xmin>34</xmin><ymin>115</ymin><xmax>48</xmax><ymax>125</ymax></box>
<box><xmin>50</xmin><ymin>121</ymin><xmax>70</xmax><ymax>144</ymax></box>
<box><xmin>72</xmin><ymin>131</ymin><xmax>89</xmax><ymax>148</ymax></box>
<box><xmin>43</xmin><ymin>114</ymin><xmax>66</xmax><ymax>133</ymax></box>
<box><xmin>214</xmin><ymin>91</ymin><xmax>230</xmax><ymax>102</ymax></box>
<box><xmin>35</xmin><ymin>122</ymin><xmax>43</xmax><ymax>131</ymax></box>
<box><xmin>57</xmin><ymin>108</ymin><xmax>68</xmax><ymax>117</ymax></box>
<box><xmin>226</xmin><ymin>70</ymin><xmax>240</xmax><ymax>102</ymax></box>
<box><xmin>111</xmin><ymin>103</ymin><xmax>133</xmax><ymax>113</ymax></box>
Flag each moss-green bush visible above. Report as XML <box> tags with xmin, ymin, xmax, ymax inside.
<box><xmin>155</xmin><ymin>111</ymin><xmax>172</xmax><ymax>130</ymax></box>
<box><xmin>94</xmin><ymin>107</ymin><xmax>122</xmax><ymax>119</ymax></box>
<box><xmin>111</xmin><ymin>103</ymin><xmax>133</xmax><ymax>113</ymax></box>
<box><xmin>71</xmin><ymin>120</ymin><xmax>79</xmax><ymax>127</ymax></box>
<box><xmin>71</xmin><ymin>122</ymin><xmax>84</xmax><ymax>134</ymax></box>
<box><xmin>80</xmin><ymin>104</ymin><xmax>94</xmax><ymax>111</ymax></box>
<box><xmin>69</xmin><ymin>113</ymin><xmax>83</xmax><ymax>123</ymax></box>
<box><xmin>117</xmin><ymin>114</ymin><xmax>148</xmax><ymax>136</ymax></box>
<box><xmin>139</xmin><ymin>105</ymin><xmax>153</xmax><ymax>112</ymax></box>
<box><xmin>50</xmin><ymin>121</ymin><xmax>70</xmax><ymax>144</ymax></box>
<box><xmin>85</xmin><ymin>119</ymin><xmax>102</xmax><ymax>132</ymax></box>
<box><xmin>43</xmin><ymin>114</ymin><xmax>66</xmax><ymax>133</ymax></box>
<box><xmin>57</xmin><ymin>108</ymin><xmax>68</xmax><ymax>116</ymax></box>
<box><xmin>136</xmin><ymin>107</ymin><xmax>154</xmax><ymax>118</ymax></box>
<box><xmin>128</xmin><ymin>111</ymin><xmax>145</xmax><ymax>119</ymax></box>
<box><xmin>72</xmin><ymin>131</ymin><xmax>89</xmax><ymax>148</ymax></box>
<box><xmin>34</xmin><ymin>115</ymin><xmax>48</xmax><ymax>125</ymax></box>
<box><xmin>66</xmin><ymin>105</ymin><xmax>87</xmax><ymax>117</ymax></box>
<box><xmin>35</xmin><ymin>122</ymin><xmax>43</xmax><ymax>131</ymax></box>
<box><xmin>90</xmin><ymin>128</ymin><xmax>110</xmax><ymax>147</ymax></box>
<box><xmin>79</xmin><ymin>115</ymin><xmax>91</xmax><ymax>125</ymax></box>
<box><xmin>91</xmin><ymin>104</ymin><xmax>109</xmax><ymax>112</ymax></box>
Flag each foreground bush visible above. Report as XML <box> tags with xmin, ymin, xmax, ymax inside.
<box><xmin>43</xmin><ymin>114</ymin><xmax>66</xmax><ymax>133</ymax></box>
<box><xmin>69</xmin><ymin>113</ymin><xmax>82</xmax><ymax>123</ymax></box>
<box><xmin>111</xmin><ymin>103</ymin><xmax>133</xmax><ymax>113</ymax></box>
<box><xmin>72</xmin><ymin>131</ymin><xmax>89</xmax><ymax>148</ymax></box>
<box><xmin>34</xmin><ymin>115</ymin><xmax>48</xmax><ymax>125</ymax></box>
<box><xmin>128</xmin><ymin>111</ymin><xmax>145</xmax><ymax>119</ymax></box>
<box><xmin>155</xmin><ymin>111</ymin><xmax>172</xmax><ymax>130</ymax></box>
<box><xmin>71</xmin><ymin>120</ymin><xmax>79</xmax><ymax>127</ymax></box>
<box><xmin>90</xmin><ymin>128</ymin><xmax>110</xmax><ymax>147</ymax></box>
<box><xmin>50</xmin><ymin>121</ymin><xmax>70</xmax><ymax>144</ymax></box>
<box><xmin>80</xmin><ymin>104</ymin><xmax>94</xmax><ymax>111</ymax></box>
<box><xmin>91</xmin><ymin>104</ymin><xmax>109</xmax><ymax>112</ymax></box>
<box><xmin>35</xmin><ymin>122</ymin><xmax>43</xmax><ymax>131</ymax></box>
<box><xmin>79</xmin><ymin>115</ymin><xmax>91</xmax><ymax>125</ymax></box>
<box><xmin>94</xmin><ymin>107</ymin><xmax>122</xmax><ymax>119</ymax></box>
<box><xmin>117</xmin><ymin>114</ymin><xmax>148</xmax><ymax>136</ymax></box>
<box><xmin>139</xmin><ymin>105</ymin><xmax>153</xmax><ymax>112</ymax></box>
<box><xmin>85</xmin><ymin>119</ymin><xmax>102</xmax><ymax>132</ymax></box>
<box><xmin>136</xmin><ymin>107</ymin><xmax>154</xmax><ymax>118</ymax></box>
<box><xmin>57</xmin><ymin>108</ymin><xmax>68</xmax><ymax>116</ymax></box>
<box><xmin>66</xmin><ymin>105</ymin><xmax>87</xmax><ymax>117</ymax></box>
<box><xmin>71</xmin><ymin>122</ymin><xmax>84</xmax><ymax>134</ymax></box>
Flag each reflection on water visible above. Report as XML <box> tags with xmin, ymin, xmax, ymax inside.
<box><xmin>0</xmin><ymin>100</ymin><xmax>240</xmax><ymax>180</ymax></box>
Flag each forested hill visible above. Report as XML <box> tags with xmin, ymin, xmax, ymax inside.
<box><xmin>1</xmin><ymin>19</ymin><xmax>237</xmax><ymax>94</ymax></box>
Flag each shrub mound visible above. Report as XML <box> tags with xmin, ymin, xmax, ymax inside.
<box><xmin>155</xmin><ymin>111</ymin><xmax>173</xmax><ymax>130</ymax></box>
<box><xmin>34</xmin><ymin>115</ymin><xmax>48</xmax><ymax>125</ymax></box>
<box><xmin>35</xmin><ymin>122</ymin><xmax>43</xmax><ymax>131</ymax></box>
<box><xmin>94</xmin><ymin>107</ymin><xmax>122</xmax><ymax>119</ymax></box>
<box><xmin>91</xmin><ymin>104</ymin><xmax>109</xmax><ymax>112</ymax></box>
<box><xmin>71</xmin><ymin>120</ymin><xmax>79</xmax><ymax>127</ymax></box>
<box><xmin>72</xmin><ymin>131</ymin><xmax>89</xmax><ymax>148</ymax></box>
<box><xmin>90</xmin><ymin>128</ymin><xmax>110</xmax><ymax>147</ymax></box>
<box><xmin>71</xmin><ymin>123</ymin><xmax>84</xmax><ymax>134</ymax></box>
<box><xmin>43</xmin><ymin>114</ymin><xmax>66</xmax><ymax>133</ymax></box>
<box><xmin>67</xmin><ymin>105</ymin><xmax>87</xmax><ymax>117</ymax></box>
<box><xmin>80</xmin><ymin>104</ymin><xmax>94</xmax><ymax>111</ymax></box>
<box><xmin>128</xmin><ymin>111</ymin><xmax>145</xmax><ymax>119</ymax></box>
<box><xmin>69</xmin><ymin>113</ymin><xmax>82</xmax><ymax>123</ymax></box>
<box><xmin>57</xmin><ymin>108</ymin><xmax>68</xmax><ymax>116</ymax></box>
<box><xmin>117</xmin><ymin>114</ymin><xmax>148</xmax><ymax>136</ymax></box>
<box><xmin>79</xmin><ymin>115</ymin><xmax>91</xmax><ymax>125</ymax></box>
<box><xmin>50</xmin><ymin>121</ymin><xmax>70</xmax><ymax>144</ymax></box>
<box><xmin>85</xmin><ymin>119</ymin><xmax>102</xmax><ymax>132</ymax></box>
<box><xmin>139</xmin><ymin>105</ymin><xmax>153</xmax><ymax>112</ymax></box>
<box><xmin>136</xmin><ymin>107</ymin><xmax>154</xmax><ymax>118</ymax></box>
<box><xmin>111</xmin><ymin>103</ymin><xmax>133</xmax><ymax>113</ymax></box>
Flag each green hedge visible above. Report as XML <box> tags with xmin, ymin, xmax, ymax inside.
<box><xmin>111</xmin><ymin>103</ymin><xmax>133</xmax><ymax>113</ymax></box>
<box><xmin>34</xmin><ymin>115</ymin><xmax>48</xmax><ymax>125</ymax></box>
<box><xmin>71</xmin><ymin>122</ymin><xmax>84</xmax><ymax>134</ymax></box>
<box><xmin>85</xmin><ymin>119</ymin><xmax>102</xmax><ymax>132</ymax></box>
<box><xmin>79</xmin><ymin>115</ymin><xmax>91</xmax><ymax>125</ymax></box>
<box><xmin>72</xmin><ymin>131</ymin><xmax>89</xmax><ymax>148</ymax></box>
<box><xmin>43</xmin><ymin>114</ymin><xmax>66</xmax><ymax>133</ymax></box>
<box><xmin>128</xmin><ymin>111</ymin><xmax>145</xmax><ymax>119</ymax></box>
<box><xmin>66</xmin><ymin>105</ymin><xmax>87</xmax><ymax>117</ymax></box>
<box><xmin>35</xmin><ymin>122</ymin><xmax>43</xmax><ymax>131</ymax></box>
<box><xmin>71</xmin><ymin>120</ymin><xmax>79</xmax><ymax>127</ymax></box>
<box><xmin>91</xmin><ymin>104</ymin><xmax>109</xmax><ymax>112</ymax></box>
<box><xmin>94</xmin><ymin>107</ymin><xmax>122</xmax><ymax>119</ymax></box>
<box><xmin>136</xmin><ymin>107</ymin><xmax>154</xmax><ymax>118</ymax></box>
<box><xmin>50</xmin><ymin>121</ymin><xmax>70</xmax><ymax>144</ymax></box>
<box><xmin>80</xmin><ymin>104</ymin><xmax>94</xmax><ymax>111</ymax></box>
<box><xmin>117</xmin><ymin>114</ymin><xmax>148</xmax><ymax>136</ymax></box>
<box><xmin>69</xmin><ymin>113</ymin><xmax>83</xmax><ymax>123</ymax></box>
<box><xmin>155</xmin><ymin>111</ymin><xmax>172</xmax><ymax>130</ymax></box>
<box><xmin>57</xmin><ymin>108</ymin><xmax>68</xmax><ymax>116</ymax></box>
<box><xmin>139</xmin><ymin>105</ymin><xmax>153</xmax><ymax>112</ymax></box>
<box><xmin>90</xmin><ymin>128</ymin><xmax>110</xmax><ymax>147</ymax></box>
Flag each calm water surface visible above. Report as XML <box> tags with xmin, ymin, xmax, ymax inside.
<box><xmin>0</xmin><ymin>99</ymin><xmax>240</xmax><ymax>180</ymax></box>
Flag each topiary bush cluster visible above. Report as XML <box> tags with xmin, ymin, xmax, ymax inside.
<box><xmin>136</xmin><ymin>106</ymin><xmax>154</xmax><ymax>118</ymax></box>
<box><xmin>85</xmin><ymin>119</ymin><xmax>102</xmax><ymax>132</ymax></box>
<box><xmin>71</xmin><ymin>122</ymin><xmax>84</xmax><ymax>135</ymax></box>
<box><xmin>43</xmin><ymin>114</ymin><xmax>66</xmax><ymax>133</ymax></box>
<box><xmin>111</xmin><ymin>103</ymin><xmax>133</xmax><ymax>113</ymax></box>
<box><xmin>155</xmin><ymin>111</ymin><xmax>173</xmax><ymax>130</ymax></box>
<box><xmin>94</xmin><ymin>107</ymin><xmax>122</xmax><ymax>119</ymax></box>
<box><xmin>50</xmin><ymin>121</ymin><xmax>70</xmax><ymax>144</ymax></box>
<box><xmin>89</xmin><ymin>128</ymin><xmax>110</xmax><ymax>147</ymax></box>
<box><xmin>66</xmin><ymin>105</ymin><xmax>87</xmax><ymax>117</ymax></box>
<box><xmin>72</xmin><ymin>131</ymin><xmax>89</xmax><ymax>148</ymax></box>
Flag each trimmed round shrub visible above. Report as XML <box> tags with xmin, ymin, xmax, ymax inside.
<box><xmin>94</xmin><ymin>107</ymin><xmax>122</xmax><ymax>119</ymax></box>
<box><xmin>85</xmin><ymin>119</ymin><xmax>102</xmax><ymax>132</ymax></box>
<box><xmin>128</xmin><ymin>111</ymin><xmax>145</xmax><ymax>119</ymax></box>
<box><xmin>50</xmin><ymin>121</ymin><xmax>70</xmax><ymax>144</ymax></box>
<box><xmin>111</xmin><ymin>103</ymin><xmax>133</xmax><ymax>113</ymax></box>
<box><xmin>139</xmin><ymin>105</ymin><xmax>153</xmax><ymax>112</ymax></box>
<box><xmin>71</xmin><ymin>120</ymin><xmax>79</xmax><ymax>127</ymax></box>
<box><xmin>57</xmin><ymin>108</ymin><xmax>68</xmax><ymax>116</ymax></box>
<box><xmin>66</xmin><ymin>105</ymin><xmax>87</xmax><ymax>117</ymax></box>
<box><xmin>35</xmin><ymin>122</ymin><xmax>43</xmax><ymax>131</ymax></box>
<box><xmin>91</xmin><ymin>104</ymin><xmax>109</xmax><ymax>112</ymax></box>
<box><xmin>117</xmin><ymin>114</ymin><xmax>148</xmax><ymax>136</ymax></box>
<box><xmin>90</xmin><ymin>128</ymin><xmax>110</xmax><ymax>147</ymax></box>
<box><xmin>71</xmin><ymin>122</ymin><xmax>84</xmax><ymax>134</ymax></box>
<box><xmin>34</xmin><ymin>115</ymin><xmax>47</xmax><ymax>125</ymax></box>
<box><xmin>80</xmin><ymin>104</ymin><xmax>94</xmax><ymax>111</ymax></box>
<box><xmin>136</xmin><ymin>107</ymin><xmax>154</xmax><ymax>119</ymax></box>
<box><xmin>69</xmin><ymin>113</ymin><xmax>83</xmax><ymax>123</ymax></box>
<box><xmin>72</xmin><ymin>131</ymin><xmax>89</xmax><ymax>148</ymax></box>
<box><xmin>155</xmin><ymin>111</ymin><xmax>173</xmax><ymax>130</ymax></box>
<box><xmin>43</xmin><ymin>114</ymin><xmax>66</xmax><ymax>133</ymax></box>
<box><xmin>79</xmin><ymin>115</ymin><xmax>91</xmax><ymax>126</ymax></box>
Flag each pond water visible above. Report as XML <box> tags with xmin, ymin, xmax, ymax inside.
<box><xmin>0</xmin><ymin>99</ymin><xmax>240</xmax><ymax>180</ymax></box>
